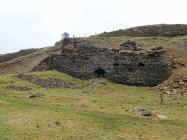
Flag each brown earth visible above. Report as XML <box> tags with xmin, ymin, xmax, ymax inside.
<box><xmin>0</xmin><ymin>46</ymin><xmax>61</xmax><ymax>74</ymax></box>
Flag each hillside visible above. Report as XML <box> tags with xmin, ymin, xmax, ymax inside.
<box><xmin>0</xmin><ymin>71</ymin><xmax>187</xmax><ymax>139</ymax></box>
<box><xmin>0</xmin><ymin>46</ymin><xmax>61</xmax><ymax>74</ymax></box>
<box><xmin>0</xmin><ymin>35</ymin><xmax>186</xmax><ymax>94</ymax></box>
<box><xmin>0</xmin><ymin>49</ymin><xmax>38</xmax><ymax>64</ymax></box>
<box><xmin>0</xmin><ymin>35</ymin><xmax>186</xmax><ymax>75</ymax></box>
<box><xmin>97</xmin><ymin>24</ymin><xmax>187</xmax><ymax>37</ymax></box>
<box><xmin>0</xmin><ymin>25</ymin><xmax>187</xmax><ymax>139</ymax></box>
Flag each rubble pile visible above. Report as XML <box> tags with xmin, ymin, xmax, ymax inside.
<box><xmin>17</xmin><ymin>74</ymin><xmax>73</xmax><ymax>89</ymax></box>
<box><xmin>120</xmin><ymin>40</ymin><xmax>144</xmax><ymax>51</ymax></box>
<box><xmin>157</xmin><ymin>69</ymin><xmax>187</xmax><ymax>96</ymax></box>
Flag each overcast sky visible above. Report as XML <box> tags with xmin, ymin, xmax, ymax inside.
<box><xmin>0</xmin><ymin>0</ymin><xmax>187</xmax><ymax>54</ymax></box>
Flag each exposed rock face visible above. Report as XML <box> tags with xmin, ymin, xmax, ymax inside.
<box><xmin>33</xmin><ymin>43</ymin><xmax>172</xmax><ymax>86</ymax></box>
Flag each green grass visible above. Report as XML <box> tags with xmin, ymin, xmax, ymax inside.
<box><xmin>0</xmin><ymin>71</ymin><xmax>187</xmax><ymax>140</ymax></box>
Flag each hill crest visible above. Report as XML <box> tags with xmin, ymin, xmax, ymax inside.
<box><xmin>97</xmin><ymin>24</ymin><xmax>187</xmax><ymax>37</ymax></box>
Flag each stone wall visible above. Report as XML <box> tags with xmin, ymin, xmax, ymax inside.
<box><xmin>33</xmin><ymin>43</ymin><xmax>172</xmax><ymax>86</ymax></box>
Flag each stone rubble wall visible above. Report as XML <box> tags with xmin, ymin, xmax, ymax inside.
<box><xmin>33</xmin><ymin>43</ymin><xmax>172</xmax><ymax>86</ymax></box>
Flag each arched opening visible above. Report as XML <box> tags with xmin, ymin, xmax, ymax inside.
<box><xmin>94</xmin><ymin>67</ymin><xmax>106</xmax><ymax>77</ymax></box>
<box><xmin>113</xmin><ymin>63</ymin><xmax>119</xmax><ymax>67</ymax></box>
<box><xmin>138</xmin><ymin>62</ymin><xmax>145</xmax><ymax>67</ymax></box>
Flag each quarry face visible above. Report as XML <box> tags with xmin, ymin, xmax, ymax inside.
<box><xmin>33</xmin><ymin>41</ymin><xmax>172</xmax><ymax>86</ymax></box>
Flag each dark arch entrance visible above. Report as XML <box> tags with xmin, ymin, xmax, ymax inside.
<box><xmin>94</xmin><ymin>67</ymin><xmax>106</xmax><ymax>77</ymax></box>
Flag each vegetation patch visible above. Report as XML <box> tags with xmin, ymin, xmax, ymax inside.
<box><xmin>29</xmin><ymin>93</ymin><xmax>45</xmax><ymax>99</ymax></box>
<box><xmin>97</xmin><ymin>24</ymin><xmax>187</xmax><ymax>37</ymax></box>
<box><xmin>6</xmin><ymin>85</ymin><xmax>32</xmax><ymax>91</ymax></box>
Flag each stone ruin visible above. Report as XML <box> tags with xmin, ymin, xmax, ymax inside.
<box><xmin>33</xmin><ymin>40</ymin><xmax>172</xmax><ymax>86</ymax></box>
<box><xmin>120</xmin><ymin>40</ymin><xmax>144</xmax><ymax>51</ymax></box>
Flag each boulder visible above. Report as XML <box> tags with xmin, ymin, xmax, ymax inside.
<box><xmin>127</xmin><ymin>108</ymin><xmax>155</xmax><ymax>117</ymax></box>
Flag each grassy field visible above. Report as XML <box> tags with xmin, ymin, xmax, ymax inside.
<box><xmin>0</xmin><ymin>71</ymin><xmax>187</xmax><ymax>140</ymax></box>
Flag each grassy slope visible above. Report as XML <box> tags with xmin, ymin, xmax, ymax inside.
<box><xmin>0</xmin><ymin>49</ymin><xmax>38</xmax><ymax>64</ymax></box>
<box><xmin>0</xmin><ymin>71</ymin><xmax>187</xmax><ymax>140</ymax></box>
<box><xmin>96</xmin><ymin>24</ymin><xmax>187</xmax><ymax>37</ymax></box>
<box><xmin>87</xmin><ymin>36</ymin><xmax>187</xmax><ymax>50</ymax></box>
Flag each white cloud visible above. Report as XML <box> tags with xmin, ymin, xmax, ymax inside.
<box><xmin>0</xmin><ymin>0</ymin><xmax>187</xmax><ymax>53</ymax></box>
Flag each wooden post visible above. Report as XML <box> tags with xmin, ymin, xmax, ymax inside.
<box><xmin>160</xmin><ymin>93</ymin><xmax>164</xmax><ymax>105</ymax></box>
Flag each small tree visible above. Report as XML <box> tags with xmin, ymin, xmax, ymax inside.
<box><xmin>62</xmin><ymin>32</ymin><xmax>70</xmax><ymax>45</ymax></box>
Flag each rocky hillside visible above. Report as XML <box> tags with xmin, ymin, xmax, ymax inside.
<box><xmin>0</xmin><ymin>25</ymin><xmax>186</xmax><ymax>94</ymax></box>
<box><xmin>97</xmin><ymin>24</ymin><xmax>187</xmax><ymax>37</ymax></box>
<box><xmin>0</xmin><ymin>25</ymin><xmax>186</xmax><ymax>139</ymax></box>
